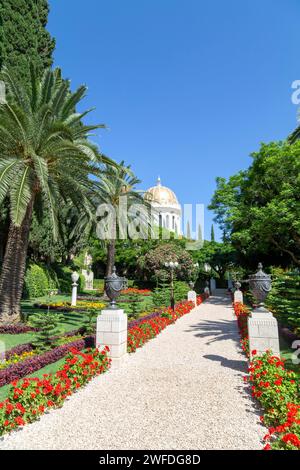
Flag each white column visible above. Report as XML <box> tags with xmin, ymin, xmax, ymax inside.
<box><xmin>210</xmin><ymin>278</ymin><xmax>216</xmax><ymax>294</ymax></box>
<box><xmin>71</xmin><ymin>272</ymin><xmax>79</xmax><ymax>307</ymax></box>
<box><xmin>234</xmin><ymin>289</ymin><xmax>243</xmax><ymax>303</ymax></box>
<box><xmin>188</xmin><ymin>290</ymin><xmax>197</xmax><ymax>307</ymax></box>
<box><xmin>71</xmin><ymin>283</ymin><xmax>78</xmax><ymax>307</ymax></box>
<box><xmin>96</xmin><ymin>309</ymin><xmax>128</xmax><ymax>366</ymax></box>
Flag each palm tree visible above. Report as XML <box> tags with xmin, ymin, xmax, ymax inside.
<box><xmin>0</xmin><ymin>66</ymin><xmax>111</xmax><ymax>323</ymax></box>
<box><xmin>97</xmin><ymin>162</ymin><xmax>151</xmax><ymax>276</ymax></box>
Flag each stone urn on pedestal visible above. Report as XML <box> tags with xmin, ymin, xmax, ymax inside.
<box><xmin>71</xmin><ymin>271</ymin><xmax>79</xmax><ymax>307</ymax></box>
<box><xmin>247</xmin><ymin>263</ymin><xmax>280</xmax><ymax>359</ymax></box>
<box><xmin>96</xmin><ymin>267</ymin><xmax>128</xmax><ymax>365</ymax></box>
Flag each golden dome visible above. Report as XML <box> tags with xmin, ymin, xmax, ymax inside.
<box><xmin>144</xmin><ymin>177</ymin><xmax>180</xmax><ymax>206</ymax></box>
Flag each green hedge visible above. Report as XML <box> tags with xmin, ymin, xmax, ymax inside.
<box><xmin>267</xmin><ymin>269</ymin><xmax>300</xmax><ymax>334</ymax></box>
<box><xmin>24</xmin><ymin>265</ymin><xmax>51</xmax><ymax>299</ymax></box>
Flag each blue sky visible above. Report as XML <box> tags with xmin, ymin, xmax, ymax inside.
<box><xmin>48</xmin><ymin>0</ymin><xmax>300</xmax><ymax>240</ymax></box>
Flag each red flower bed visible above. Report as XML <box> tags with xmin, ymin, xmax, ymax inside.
<box><xmin>121</xmin><ymin>288</ymin><xmax>151</xmax><ymax>296</ymax></box>
<box><xmin>0</xmin><ymin>347</ymin><xmax>111</xmax><ymax>437</ymax></box>
<box><xmin>233</xmin><ymin>301</ymin><xmax>300</xmax><ymax>450</ymax></box>
<box><xmin>128</xmin><ymin>296</ymin><xmax>205</xmax><ymax>353</ymax></box>
<box><xmin>0</xmin><ymin>335</ymin><xmax>95</xmax><ymax>387</ymax></box>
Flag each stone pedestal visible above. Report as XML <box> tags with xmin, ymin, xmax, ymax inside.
<box><xmin>248</xmin><ymin>308</ymin><xmax>280</xmax><ymax>359</ymax></box>
<box><xmin>210</xmin><ymin>278</ymin><xmax>216</xmax><ymax>294</ymax></box>
<box><xmin>96</xmin><ymin>309</ymin><xmax>128</xmax><ymax>364</ymax></box>
<box><xmin>234</xmin><ymin>290</ymin><xmax>243</xmax><ymax>304</ymax></box>
<box><xmin>188</xmin><ymin>290</ymin><xmax>197</xmax><ymax>307</ymax></box>
<box><xmin>71</xmin><ymin>283</ymin><xmax>78</xmax><ymax>307</ymax></box>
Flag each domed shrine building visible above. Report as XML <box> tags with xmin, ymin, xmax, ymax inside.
<box><xmin>144</xmin><ymin>177</ymin><xmax>182</xmax><ymax>235</ymax></box>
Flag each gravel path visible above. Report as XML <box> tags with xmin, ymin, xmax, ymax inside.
<box><xmin>0</xmin><ymin>296</ymin><xmax>266</xmax><ymax>450</ymax></box>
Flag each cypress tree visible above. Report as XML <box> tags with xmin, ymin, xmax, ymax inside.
<box><xmin>0</xmin><ymin>0</ymin><xmax>55</xmax><ymax>81</ymax></box>
<box><xmin>211</xmin><ymin>224</ymin><xmax>215</xmax><ymax>242</ymax></box>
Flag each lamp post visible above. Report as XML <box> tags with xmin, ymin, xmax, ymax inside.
<box><xmin>165</xmin><ymin>261</ymin><xmax>179</xmax><ymax>311</ymax></box>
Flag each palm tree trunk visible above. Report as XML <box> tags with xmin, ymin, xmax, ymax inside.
<box><xmin>106</xmin><ymin>240</ymin><xmax>116</xmax><ymax>277</ymax></box>
<box><xmin>0</xmin><ymin>199</ymin><xmax>34</xmax><ymax>324</ymax></box>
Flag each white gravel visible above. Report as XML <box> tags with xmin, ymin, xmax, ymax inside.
<box><xmin>0</xmin><ymin>296</ymin><xmax>266</xmax><ymax>450</ymax></box>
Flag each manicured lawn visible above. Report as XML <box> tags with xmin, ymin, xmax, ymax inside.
<box><xmin>0</xmin><ymin>293</ymin><xmax>156</xmax><ymax>353</ymax></box>
<box><xmin>0</xmin><ymin>357</ymin><xmax>66</xmax><ymax>402</ymax></box>
<box><xmin>0</xmin><ymin>333</ymin><xmax>35</xmax><ymax>350</ymax></box>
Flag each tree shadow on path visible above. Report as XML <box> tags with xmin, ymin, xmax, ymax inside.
<box><xmin>186</xmin><ymin>318</ymin><xmax>237</xmax><ymax>345</ymax></box>
<box><xmin>203</xmin><ymin>354</ymin><xmax>247</xmax><ymax>374</ymax></box>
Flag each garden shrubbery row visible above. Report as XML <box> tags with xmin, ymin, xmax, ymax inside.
<box><xmin>233</xmin><ymin>302</ymin><xmax>300</xmax><ymax>450</ymax></box>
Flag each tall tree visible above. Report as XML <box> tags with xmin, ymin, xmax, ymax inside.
<box><xmin>211</xmin><ymin>224</ymin><xmax>215</xmax><ymax>242</ymax></box>
<box><xmin>96</xmin><ymin>162</ymin><xmax>150</xmax><ymax>276</ymax></box>
<box><xmin>0</xmin><ymin>67</ymin><xmax>110</xmax><ymax>323</ymax></box>
<box><xmin>209</xmin><ymin>141</ymin><xmax>300</xmax><ymax>268</ymax></box>
<box><xmin>0</xmin><ymin>0</ymin><xmax>55</xmax><ymax>81</ymax></box>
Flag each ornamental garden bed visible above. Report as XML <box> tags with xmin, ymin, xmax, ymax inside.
<box><xmin>0</xmin><ymin>294</ymin><xmax>206</xmax><ymax>437</ymax></box>
<box><xmin>0</xmin><ymin>347</ymin><xmax>111</xmax><ymax>436</ymax></box>
<box><xmin>233</xmin><ymin>302</ymin><xmax>300</xmax><ymax>450</ymax></box>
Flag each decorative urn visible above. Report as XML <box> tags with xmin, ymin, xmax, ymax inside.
<box><xmin>104</xmin><ymin>266</ymin><xmax>126</xmax><ymax>309</ymax></box>
<box><xmin>71</xmin><ymin>271</ymin><xmax>79</xmax><ymax>285</ymax></box>
<box><xmin>248</xmin><ymin>263</ymin><xmax>272</xmax><ymax>308</ymax></box>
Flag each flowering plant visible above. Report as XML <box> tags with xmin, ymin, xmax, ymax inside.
<box><xmin>0</xmin><ymin>347</ymin><xmax>111</xmax><ymax>436</ymax></box>
<box><xmin>121</xmin><ymin>288</ymin><xmax>151</xmax><ymax>296</ymax></box>
<box><xmin>234</xmin><ymin>302</ymin><xmax>300</xmax><ymax>450</ymax></box>
<box><xmin>128</xmin><ymin>298</ymin><xmax>203</xmax><ymax>353</ymax></box>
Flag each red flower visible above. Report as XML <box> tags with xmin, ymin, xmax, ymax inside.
<box><xmin>14</xmin><ymin>417</ymin><xmax>25</xmax><ymax>426</ymax></box>
<box><xmin>282</xmin><ymin>433</ymin><xmax>300</xmax><ymax>448</ymax></box>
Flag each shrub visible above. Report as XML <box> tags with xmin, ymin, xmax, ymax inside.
<box><xmin>24</xmin><ymin>264</ymin><xmax>49</xmax><ymax>299</ymax></box>
<box><xmin>174</xmin><ymin>281</ymin><xmax>190</xmax><ymax>303</ymax></box>
<box><xmin>267</xmin><ymin>269</ymin><xmax>300</xmax><ymax>334</ymax></box>
<box><xmin>247</xmin><ymin>351</ymin><xmax>299</xmax><ymax>450</ymax></box>
<box><xmin>29</xmin><ymin>312</ymin><xmax>65</xmax><ymax>351</ymax></box>
<box><xmin>137</xmin><ymin>242</ymin><xmax>195</xmax><ymax>283</ymax></box>
<box><xmin>233</xmin><ymin>301</ymin><xmax>300</xmax><ymax>451</ymax></box>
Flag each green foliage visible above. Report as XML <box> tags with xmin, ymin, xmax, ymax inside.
<box><xmin>211</xmin><ymin>224</ymin><xmax>215</xmax><ymax>242</ymax></box>
<box><xmin>174</xmin><ymin>281</ymin><xmax>190</xmax><ymax>302</ymax></box>
<box><xmin>267</xmin><ymin>269</ymin><xmax>300</xmax><ymax>334</ymax></box>
<box><xmin>209</xmin><ymin>141</ymin><xmax>300</xmax><ymax>268</ymax></box>
<box><xmin>81</xmin><ymin>308</ymin><xmax>98</xmax><ymax>335</ymax></box>
<box><xmin>0</xmin><ymin>0</ymin><xmax>55</xmax><ymax>81</ymax></box>
<box><xmin>24</xmin><ymin>264</ymin><xmax>49</xmax><ymax>299</ymax></box>
<box><xmin>138</xmin><ymin>242</ymin><xmax>194</xmax><ymax>283</ymax></box>
<box><xmin>29</xmin><ymin>312</ymin><xmax>65</xmax><ymax>351</ymax></box>
<box><xmin>195</xmin><ymin>240</ymin><xmax>237</xmax><ymax>281</ymax></box>
<box><xmin>152</xmin><ymin>275</ymin><xmax>170</xmax><ymax>308</ymax></box>
<box><xmin>127</xmin><ymin>293</ymin><xmax>142</xmax><ymax>320</ymax></box>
